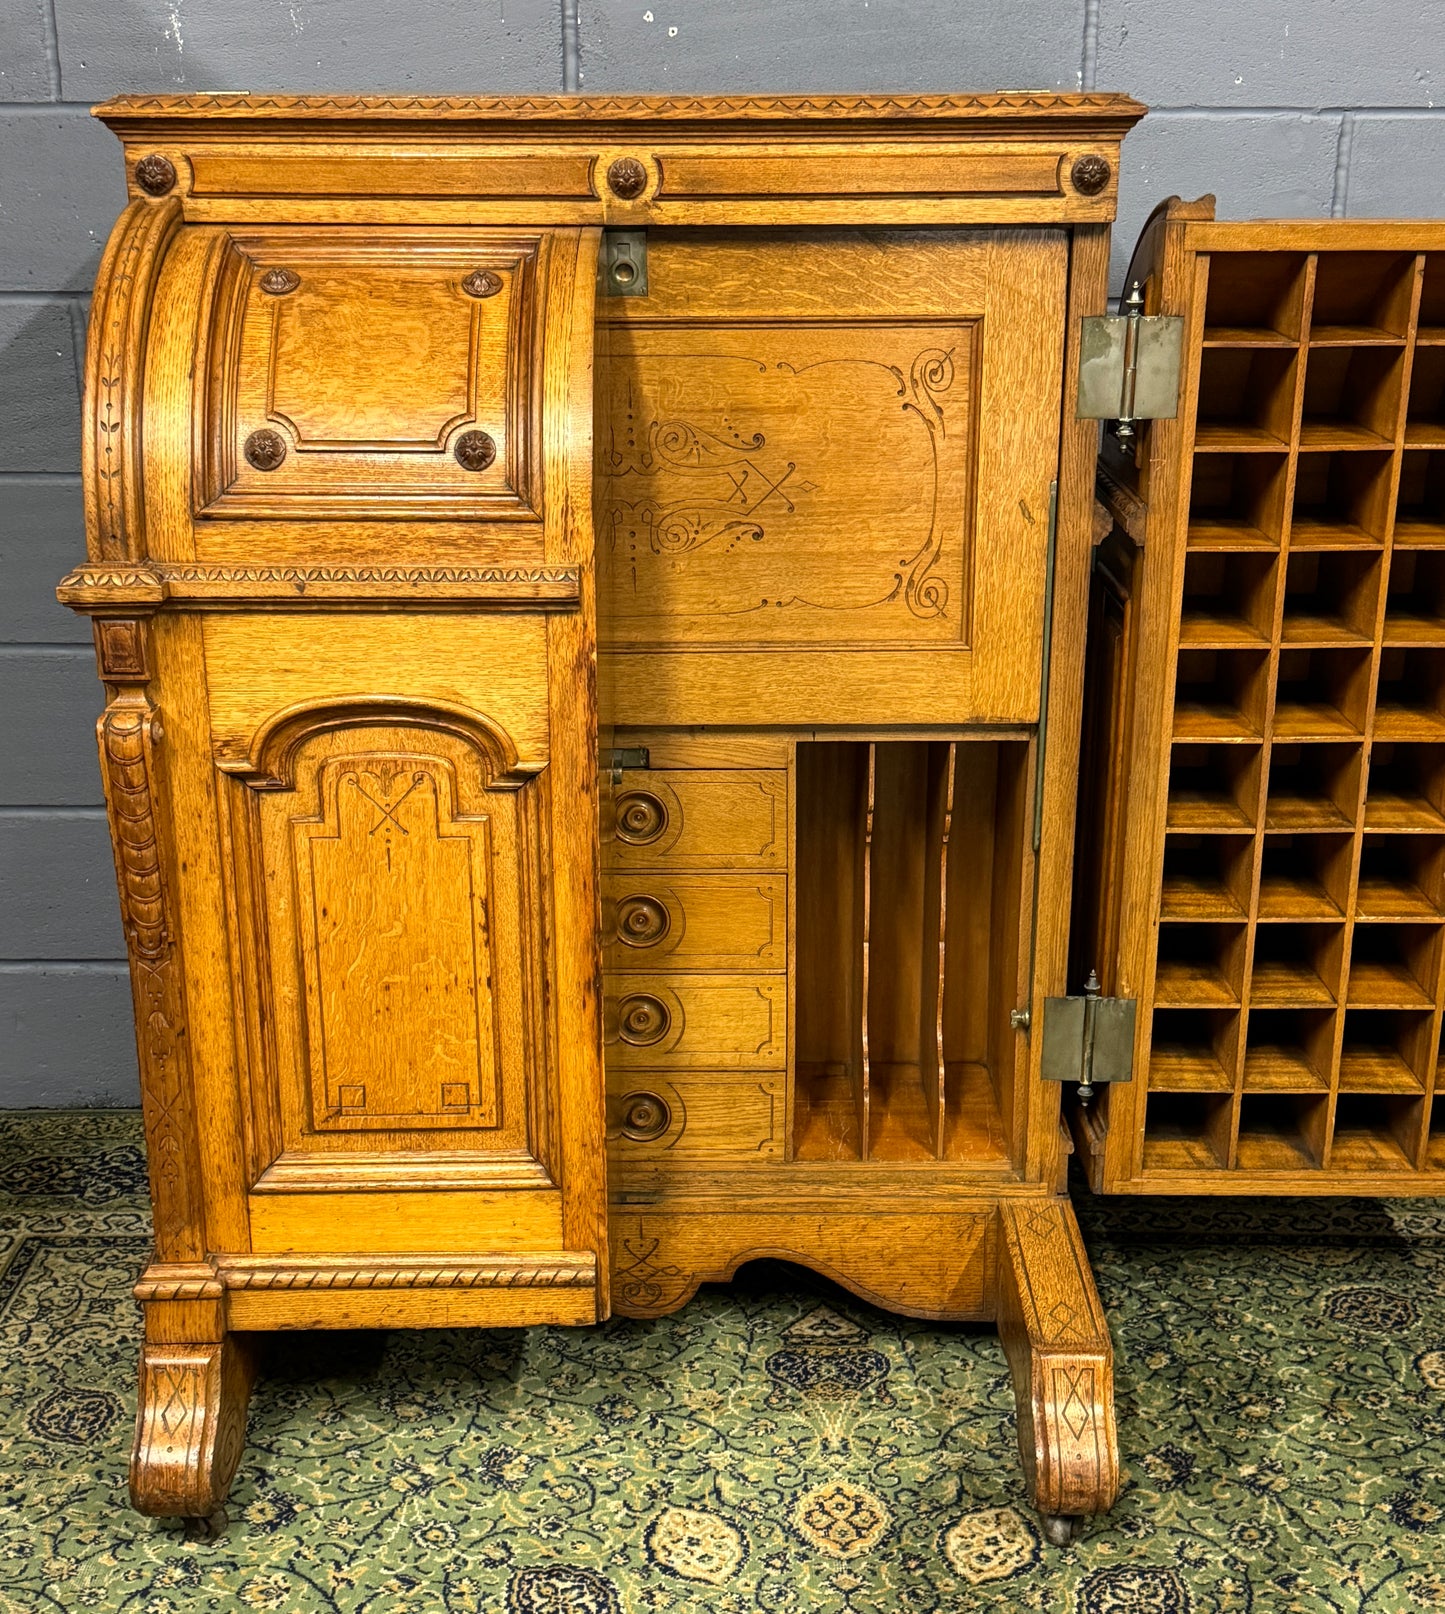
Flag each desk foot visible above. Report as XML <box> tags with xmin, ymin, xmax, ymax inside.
<box><xmin>131</xmin><ymin>1332</ymin><xmax>255</xmax><ymax>1522</ymax></box>
<box><xmin>997</xmin><ymin>1199</ymin><xmax>1119</xmax><ymax>1524</ymax></box>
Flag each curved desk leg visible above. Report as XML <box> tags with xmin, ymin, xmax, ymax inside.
<box><xmin>130</xmin><ymin>1277</ymin><xmax>255</xmax><ymax>1532</ymax></box>
<box><xmin>997</xmin><ymin>1199</ymin><xmax>1119</xmax><ymax>1540</ymax></box>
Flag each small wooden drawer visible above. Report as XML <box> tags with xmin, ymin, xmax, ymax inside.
<box><xmin>606</xmin><ymin>1073</ymin><xmax>785</xmax><ymax>1162</ymax></box>
<box><xmin>606</xmin><ymin>974</ymin><xmax>786</xmax><ymax>1068</ymax></box>
<box><xmin>604</xmin><ymin>873</ymin><xmax>786</xmax><ymax>972</ymax></box>
<box><xmin>605</xmin><ymin>770</ymin><xmax>787</xmax><ymax>870</ymax></box>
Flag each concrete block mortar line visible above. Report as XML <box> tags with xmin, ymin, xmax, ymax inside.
<box><xmin>39</xmin><ymin>0</ymin><xmax>62</xmax><ymax>101</ymax></box>
<box><xmin>563</xmin><ymin>0</ymin><xmax>580</xmax><ymax>91</ymax></box>
<box><xmin>1081</xmin><ymin>0</ymin><xmax>1100</xmax><ymax>92</ymax></box>
<box><xmin>1331</xmin><ymin>112</ymin><xmax>1357</xmax><ymax>217</ymax></box>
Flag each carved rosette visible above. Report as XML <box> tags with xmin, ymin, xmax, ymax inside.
<box><xmin>98</xmin><ymin>691</ymin><xmax>204</xmax><ymax>1262</ymax></box>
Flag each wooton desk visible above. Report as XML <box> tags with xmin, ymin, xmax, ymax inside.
<box><xmin>58</xmin><ymin>91</ymin><xmax>1144</xmax><ymax>1538</ymax></box>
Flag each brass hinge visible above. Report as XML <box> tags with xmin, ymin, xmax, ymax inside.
<box><xmin>599</xmin><ymin>229</ymin><xmax>647</xmax><ymax>297</ymax></box>
<box><xmin>1076</xmin><ymin>281</ymin><xmax>1183</xmax><ymax>441</ymax></box>
<box><xmin>1040</xmin><ymin>970</ymin><xmax>1136</xmax><ymax>1104</ymax></box>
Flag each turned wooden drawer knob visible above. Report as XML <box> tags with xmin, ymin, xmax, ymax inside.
<box><xmin>244</xmin><ymin>428</ymin><xmax>287</xmax><ymax>471</ymax></box>
<box><xmin>617</xmin><ymin>895</ymin><xmax>670</xmax><ymax>946</ymax></box>
<box><xmin>618</xmin><ymin>994</ymin><xmax>670</xmax><ymax>1045</ymax></box>
<box><xmin>619</xmin><ymin>1090</ymin><xmax>671</xmax><ymax>1141</ymax></box>
<box><xmin>616</xmin><ymin>790</ymin><xmax>667</xmax><ymax>844</ymax></box>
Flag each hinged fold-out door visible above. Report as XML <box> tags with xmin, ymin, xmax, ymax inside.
<box><xmin>128</xmin><ymin>221</ymin><xmax>608</xmax><ymax>1326</ymax></box>
<box><xmin>596</xmin><ymin>228</ymin><xmax>1069</xmax><ymax>727</ymax></box>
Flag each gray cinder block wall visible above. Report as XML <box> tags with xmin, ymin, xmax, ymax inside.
<box><xmin>2</xmin><ymin>1</ymin><xmax>1441</xmax><ymax>1105</ymax></box>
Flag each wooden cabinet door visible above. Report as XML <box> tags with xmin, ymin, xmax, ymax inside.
<box><xmin>597</xmin><ymin>228</ymin><xmax>1069</xmax><ymax>726</ymax></box>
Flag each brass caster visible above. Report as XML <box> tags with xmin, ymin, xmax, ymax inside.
<box><xmin>1040</xmin><ymin>1512</ymin><xmax>1082</xmax><ymax>1546</ymax></box>
<box><xmin>181</xmin><ymin>1507</ymin><xmax>229</xmax><ymax>1543</ymax></box>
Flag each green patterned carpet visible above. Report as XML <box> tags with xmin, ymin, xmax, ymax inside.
<box><xmin>3</xmin><ymin>1111</ymin><xmax>1444</xmax><ymax>1612</ymax></box>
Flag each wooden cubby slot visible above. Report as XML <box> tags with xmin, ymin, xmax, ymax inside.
<box><xmin>1346</xmin><ymin>923</ymin><xmax>1443</xmax><ymax>1010</ymax></box>
<box><xmin>1384</xmin><ymin>550</ymin><xmax>1445</xmax><ymax>644</ymax></box>
<box><xmin>1173</xmin><ymin>648</ymin><xmax>1270</xmax><ymax>739</ymax></box>
<box><xmin>1290</xmin><ymin>450</ymin><xmax>1393</xmax><ymax>547</ymax></box>
<box><xmin>1149</xmin><ymin>1008</ymin><xmax>1238</xmax><ymax>1091</ymax></box>
<box><xmin>1310</xmin><ymin>250</ymin><xmax>1417</xmax><ymax>344</ymax></box>
<box><xmin>1329</xmin><ymin>1094</ymin><xmax>1421</xmax><ymax>1170</ymax></box>
<box><xmin>1394</xmin><ymin>451</ymin><xmax>1445</xmax><ymax>545</ymax></box>
<box><xmin>1142</xmin><ymin>1091</ymin><xmax>1233</xmax><ymax>1171</ymax></box>
<box><xmin>1195</xmin><ymin>346</ymin><xmax>1297</xmax><ymax>451</ymax></box>
<box><xmin>1364</xmin><ymin>743</ymin><xmax>1445</xmax><ymax>829</ymax></box>
<box><xmin>1234</xmin><ymin>1093</ymin><xmax>1328</xmax><ymax>1170</ymax></box>
<box><xmin>1273</xmin><ymin>647</ymin><xmax>1372</xmax><ymax>739</ymax></box>
<box><xmin>1338</xmin><ymin>1008</ymin><xmax>1434</xmax><ymax>1093</ymax></box>
<box><xmin>1406</xmin><ymin>347</ymin><xmax>1445</xmax><ymax>448</ymax></box>
<box><xmin>1282</xmin><ymin>551</ymin><xmax>1381</xmax><ymax>646</ymax></box>
<box><xmin>1187</xmin><ymin>452</ymin><xmax>1288</xmax><ymax>549</ymax></box>
<box><xmin>1155</xmin><ymin>921</ymin><xmax>1246</xmax><ymax>1009</ymax></box>
<box><xmin>1167</xmin><ymin>742</ymin><xmax>1262</xmax><ymax>832</ymax></box>
<box><xmin>1249</xmin><ymin>922</ymin><xmax>1343</xmax><ymax>1008</ymax></box>
<box><xmin>793</xmin><ymin>738</ymin><xmax>1026</xmax><ymax>1167</ymax></box>
<box><xmin>1203</xmin><ymin>251</ymin><xmax>1309</xmax><ymax>344</ymax></box>
<box><xmin>1299</xmin><ymin>345</ymin><xmax>1404</xmax><ymax>450</ymax></box>
<box><xmin>1160</xmin><ymin>833</ymin><xmax>1253</xmax><ymax>920</ymax></box>
<box><xmin>1420</xmin><ymin>254</ymin><xmax>1445</xmax><ymax>345</ymax></box>
<box><xmin>1375</xmin><ymin>648</ymin><xmax>1445</xmax><ymax>739</ymax></box>
<box><xmin>1429</xmin><ymin>1093</ymin><xmax>1445</xmax><ymax>1169</ymax></box>
<box><xmin>794</xmin><ymin>742</ymin><xmax>869</xmax><ymax>1160</ymax></box>
<box><xmin>1243</xmin><ymin>1008</ymin><xmax>1335</xmax><ymax>1092</ymax></box>
<box><xmin>1265</xmin><ymin>742</ymin><xmax>1360</xmax><ymax>831</ymax></box>
<box><xmin>1355</xmin><ymin>834</ymin><xmax>1445</xmax><ymax>919</ymax></box>
<box><xmin>1257</xmin><ymin>832</ymin><xmax>1351</xmax><ymax>920</ymax></box>
<box><xmin>1180</xmin><ymin>552</ymin><xmax>1277</xmax><ymax>647</ymax></box>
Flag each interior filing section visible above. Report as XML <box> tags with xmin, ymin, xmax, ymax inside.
<box><xmin>1144</xmin><ymin>246</ymin><xmax>1445</xmax><ymax>1176</ymax></box>
<box><xmin>794</xmin><ymin>738</ymin><xmax>1027</xmax><ymax>1167</ymax></box>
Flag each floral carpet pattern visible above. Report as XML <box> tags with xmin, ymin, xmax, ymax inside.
<box><xmin>2</xmin><ymin>1111</ymin><xmax>1444</xmax><ymax>1612</ymax></box>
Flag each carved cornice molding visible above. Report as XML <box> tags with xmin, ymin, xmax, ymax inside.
<box><xmin>57</xmin><ymin>562</ymin><xmax>581</xmax><ymax>612</ymax></box>
<box><xmin>216</xmin><ymin>1254</ymin><xmax>597</xmax><ymax>1291</ymax></box>
<box><xmin>97</xmin><ymin>91</ymin><xmax>1147</xmax><ymax>129</ymax></box>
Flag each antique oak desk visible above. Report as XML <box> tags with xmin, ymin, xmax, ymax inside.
<box><xmin>59</xmin><ymin>91</ymin><xmax>1144</xmax><ymax>1536</ymax></box>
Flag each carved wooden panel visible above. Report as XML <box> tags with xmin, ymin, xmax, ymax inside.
<box><xmin>237</xmin><ymin>721</ymin><xmax>547</xmax><ymax>1170</ymax></box>
<box><xmin>597</xmin><ymin>229</ymin><xmax>1069</xmax><ymax>725</ymax></box>
<box><xmin>198</xmin><ymin>230</ymin><xmax>547</xmax><ymax>520</ymax></box>
<box><xmin>598</xmin><ymin>321</ymin><xmax>974</xmax><ymax>645</ymax></box>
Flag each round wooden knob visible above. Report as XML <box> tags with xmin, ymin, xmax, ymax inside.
<box><xmin>618</xmin><ymin>994</ymin><xmax>670</xmax><ymax>1045</ymax></box>
<box><xmin>454</xmin><ymin>430</ymin><xmax>497</xmax><ymax>471</ymax></box>
<box><xmin>615</xmin><ymin>790</ymin><xmax>668</xmax><ymax>845</ymax></box>
<box><xmin>607</xmin><ymin>157</ymin><xmax>648</xmax><ymax>200</ymax></box>
<box><xmin>1070</xmin><ymin>155</ymin><xmax>1112</xmax><ymax>196</ymax></box>
<box><xmin>244</xmin><ymin>429</ymin><xmax>287</xmax><ymax>471</ymax></box>
<box><xmin>619</xmin><ymin>1090</ymin><xmax>671</xmax><ymax>1141</ymax></box>
<box><xmin>134</xmin><ymin>154</ymin><xmax>176</xmax><ymax>195</ymax></box>
<box><xmin>461</xmin><ymin>268</ymin><xmax>503</xmax><ymax>298</ymax></box>
<box><xmin>617</xmin><ymin>895</ymin><xmax>669</xmax><ymax>947</ymax></box>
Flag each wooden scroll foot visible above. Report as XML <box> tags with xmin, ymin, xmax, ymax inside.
<box><xmin>997</xmin><ymin>1198</ymin><xmax>1119</xmax><ymax>1529</ymax></box>
<box><xmin>131</xmin><ymin>1330</ymin><xmax>256</xmax><ymax>1522</ymax></box>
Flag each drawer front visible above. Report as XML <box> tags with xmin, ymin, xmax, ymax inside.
<box><xmin>604</xmin><ymin>873</ymin><xmax>786</xmax><ymax>972</ymax></box>
<box><xmin>606</xmin><ymin>769</ymin><xmax>787</xmax><ymax>870</ymax></box>
<box><xmin>607</xmin><ymin>1073</ymin><xmax>785</xmax><ymax>1162</ymax></box>
<box><xmin>607</xmin><ymin>975</ymin><xmax>786</xmax><ymax>1069</ymax></box>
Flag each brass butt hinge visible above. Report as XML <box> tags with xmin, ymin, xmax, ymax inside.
<box><xmin>599</xmin><ymin>230</ymin><xmax>648</xmax><ymax>297</ymax></box>
<box><xmin>1076</xmin><ymin>281</ymin><xmax>1184</xmax><ymax>441</ymax></box>
<box><xmin>1040</xmin><ymin>970</ymin><xmax>1136</xmax><ymax>1105</ymax></box>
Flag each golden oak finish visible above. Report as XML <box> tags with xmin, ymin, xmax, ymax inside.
<box><xmin>64</xmin><ymin>92</ymin><xmax>1143</xmax><ymax>1532</ymax></box>
<box><xmin>1075</xmin><ymin>203</ymin><xmax>1445</xmax><ymax>1196</ymax></box>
